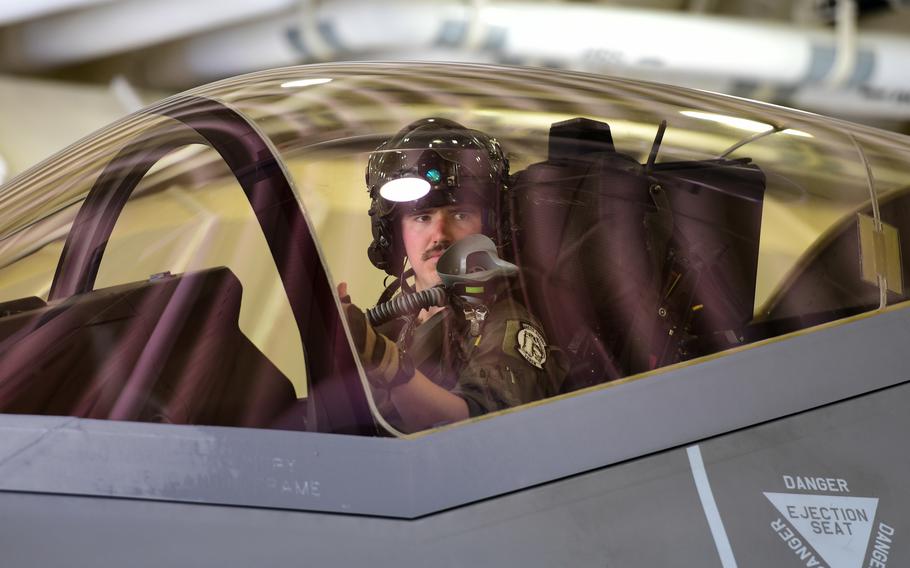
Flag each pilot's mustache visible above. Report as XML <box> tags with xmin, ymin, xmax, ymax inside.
<box><xmin>422</xmin><ymin>241</ymin><xmax>451</xmax><ymax>261</ymax></box>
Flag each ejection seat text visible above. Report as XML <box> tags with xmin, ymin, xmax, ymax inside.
<box><xmin>783</xmin><ymin>475</ymin><xmax>849</xmax><ymax>493</ymax></box>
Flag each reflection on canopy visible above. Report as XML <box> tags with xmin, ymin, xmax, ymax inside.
<box><xmin>0</xmin><ymin>63</ymin><xmax>908</xmax><ymax>436</ymax></box>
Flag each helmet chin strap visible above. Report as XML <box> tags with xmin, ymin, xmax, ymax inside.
<box><xmin>399</xmin><ymin>264</ymin><xmax>416</xmax><ymax>294</ymax></box>
<box><xmin>376</xmin><ymin>266</ymin><xmax>415</xmax><ymax>306</ymax></box>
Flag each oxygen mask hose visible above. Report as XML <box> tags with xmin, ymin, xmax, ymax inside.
<box><xmin>367</xmin><ymin>286</ymin><xmax>447</xmax><ymax>326</ymax></box>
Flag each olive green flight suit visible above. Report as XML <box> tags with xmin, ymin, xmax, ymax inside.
<box><xmin>374</xmin><ymin>296</ymin><xmax>565</xmax><ymax>429</ymax></box>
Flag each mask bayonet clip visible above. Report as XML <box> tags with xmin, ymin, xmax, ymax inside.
<box><xmin>463</xmin><ymin>304</ymin><xmax>489</xmax><ymax>337</ymax></box>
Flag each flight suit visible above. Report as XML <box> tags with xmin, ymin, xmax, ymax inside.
<box><xmin>374</xmin><ymin>295</ymin><xmax>565</xmax><ymax>429</ymax></box>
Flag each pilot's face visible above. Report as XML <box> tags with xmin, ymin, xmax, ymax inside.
<box><xmin>400</xmin><ymin>204</ymin><xmax>483</xmax><ymax>291</ymax></box>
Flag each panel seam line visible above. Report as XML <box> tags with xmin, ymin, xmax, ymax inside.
<box><xmin>687</xmin><ymin>444</ymin><xmax>738</xmax><ymax>568</ymax></box>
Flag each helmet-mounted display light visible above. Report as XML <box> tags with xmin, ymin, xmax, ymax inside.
<box><xmin>378</xmin><ymin>162</ymin><xmax>451</xmax><ymax>202</ymax></box>
<box><xmin>379</xmin><ymin>177</ymin><xmax>431</xmax><ymax>202</ymax></box>
<box><xmin>373</xmin><ymin>148</ymin><xmax>468</xmax><ymax>206</ymax></box>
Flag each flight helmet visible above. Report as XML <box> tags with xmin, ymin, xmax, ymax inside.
<box><xmin>366</xmin><ymin>117</ymin><xmax>509</xmax><ymax>277</ymax></box>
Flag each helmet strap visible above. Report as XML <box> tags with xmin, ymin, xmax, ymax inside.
<box><xmin>399</xmin><ymin>262</ymin><xmax>416</xmax><ymax>294</ymax></box>
<box><xmin>376</xmin><ymin>267</ymin><xmax>416</xmax><ymax>306</ymax></box>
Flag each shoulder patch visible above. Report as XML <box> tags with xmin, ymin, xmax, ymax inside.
<box><xmin>515</xmin><ymin>322</ymin><xmax>547</xmax><ymax>369</ymax></box>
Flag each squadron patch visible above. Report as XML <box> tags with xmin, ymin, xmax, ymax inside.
<box><xmin>515</xmin><ymin>322</ymin><xmax>547</xmax><ymax>369</ymax></box>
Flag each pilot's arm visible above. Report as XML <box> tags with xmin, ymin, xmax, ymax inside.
<box><xmin>339</xmin><ymin>288</ymin><xmax>468</xmax><ymax>432</ymax></box>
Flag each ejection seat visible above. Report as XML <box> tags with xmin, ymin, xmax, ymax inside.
<box><xmin>510</xmin><ymin>118</ymin><xmax>766</xmax><ymax>391</ymax></box>
<box><xmin>0</xmin><ymin>267</ymin><xmax>300</xmax><ymax>428</ymax></box>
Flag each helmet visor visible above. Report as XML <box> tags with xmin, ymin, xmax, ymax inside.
<box><xmin>369</xmin><ymin>148</ymin><xmax>500</xmax><ymax>216</ymax></box>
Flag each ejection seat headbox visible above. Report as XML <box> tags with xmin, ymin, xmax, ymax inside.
<box><xmin>510</xmin><ymin>117</ymin><xmax>765</xmax><ymax>387</ymax></box>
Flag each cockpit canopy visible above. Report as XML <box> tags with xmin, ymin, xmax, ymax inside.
<box><xmin>0</xmin><ymin>63</ymin><xmax>908</xmax><ymax>435</ymax></box>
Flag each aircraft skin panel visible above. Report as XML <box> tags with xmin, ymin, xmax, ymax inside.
<box><xmin>697</xmin><ymin>383</ymin><xmax>909</xmax><ymax>568</ymax></box>
<box><xmin>1</xmin><ymin>381</ymin><xmax>907</xmax><ymax>567</ymax></box>
<box><xmin>0</xmin><ymin>302</ymin><xmax>908</xmax><ymax>521</ymax></box>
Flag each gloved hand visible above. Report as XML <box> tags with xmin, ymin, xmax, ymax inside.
<box><xmin>338</xmin><ymin>282</ymin><xmax>415</xmax><ymax>389</ymax></box>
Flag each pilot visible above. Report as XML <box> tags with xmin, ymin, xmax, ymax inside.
<box><xmin>338</xmin><ymin>117</ymin><xmax>565</xmax><ymax>433</ymax></box>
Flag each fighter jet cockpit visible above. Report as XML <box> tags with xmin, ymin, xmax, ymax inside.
<box><xmin>1</xmin><ymin>63</ymin><xmax>908</xmax><ymax>437</ymax></box>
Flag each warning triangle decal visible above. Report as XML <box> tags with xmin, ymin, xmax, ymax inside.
<box><xmin>764</xmin><ymin>492</ymin><xmax>879</xmax><ymax>568</ymax></box>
